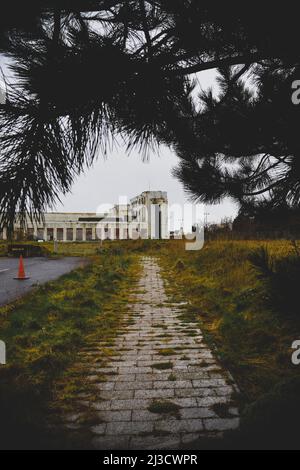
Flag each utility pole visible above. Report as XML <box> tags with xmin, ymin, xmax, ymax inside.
<box><xmin>204</xmin><ymin>212</ymin><xmax>210</xmax><ymax>228</ymax></box>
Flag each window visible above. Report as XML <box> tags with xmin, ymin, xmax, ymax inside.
<box><xmin>86</xmin><ymin>228</ymin><xmax>93</xmax><ymax>241</ymax></box>
<box><xmin>47</xmin><ymin>228</ymin><xmax>54</xmax><ymax>241</ymax></box>
<box><xmin>67</xmin><ymin>228</ymin><xmax>73</xmax><ymax>241</ymax></box>
<box><xmin>57</xmin><ymin>228</ymin><xmax>64</xmax><ymax>241</ymax></box>
<box><xmin>37</xmin><ymin>228</ymin><xmax>44</xmax><ymax>239</ymax></box>
<box><xmin>76</xmin><ymin>228</ymin><xmax>83</xmax><ymax>241</ymax></box>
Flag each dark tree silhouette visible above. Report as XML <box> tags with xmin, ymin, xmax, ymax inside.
<box><xmin>0</xmin><ymin>2</ymin><xmax>300</xmax><ymax>228</ymax></box>
<box><xmin>233</xmin><ymin>201</ymin><xmax>300</xmax><ymax>236</ymax></box>
<box><xmin>173</xmin><ymin>67</ymin><xmax>300</xmax><ymax>208</ymax></box>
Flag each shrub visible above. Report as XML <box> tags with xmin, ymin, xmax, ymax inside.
<box><xmin>249</xmin><ymin>247</ymin><xmax>300</xmax><ymax>316</ymax></box>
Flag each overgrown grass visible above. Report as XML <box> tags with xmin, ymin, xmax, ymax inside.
<box><xmin>0</xmin><ymin>242</ymin><xmax>7</xmax><ymax>256</ymax></box>
<box><xmin>0</xmin><ymin>240</ymin><xmax>104</xmax><ymax>258</ymax></box>
<box><xmin>249</xmin><ymin>245</ymin><xmax>300</xmax><ymax>316</ymax></box>
<box><xmin>155</xmin><ymin>238</ymin><xmax>300</xmax><ymax>448</ymax></box>
<box><xmin>2</xmin><ymin>238</ymin><xmax>300</xmax><ymax>448</ymax></box>
<box><xmin>0</xmin><ymin>249</ymin><xmax>140</xmax><ymax>449</ymax></box>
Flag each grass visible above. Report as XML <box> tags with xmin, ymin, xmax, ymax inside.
<box><xmin>0</xmin><ymin>247</ymin><xmax>140</xmax><ymax>449</ymax></box>
<box><xmin>168</xmin><ymin>373</ymin><xmax>177</xmax><ymax>381</ymax></box>
<box><xmin>0</xmin><ymin>242</ymin><xmax>8</xmax><ymax>256</ymax></box>
<box><xmin>2</xmin><ymin>238</ymin><xmax>300</xmax><ymax>448</ymax></box>
<box><xmin>154</xmin><ymin>238</ymin><xmax>300</xmax><ymax>448</ymax></box>
<box><xmin>155</xmin><ymin>239</ymin><xmax>300</xmax><ymax>401</ymax></box>
<box><xmin>0</xmin><ymin>240</ymin><xmax>104</xmax><ymax>258</ymax></box>
<box><xmin>157</xmin><ymin>348</ymin><xmax>176</xmax><ymax>356</ymax></box>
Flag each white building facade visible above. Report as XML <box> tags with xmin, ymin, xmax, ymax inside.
<box><xmin>0</xmin><ymin>81</ymin><xmax>6</xmax><ymax>105</ymax></box>
<box><xmin>0</xmin><ymin>191</ymin><xmax>168</xmax><ymax>242</ymax></box>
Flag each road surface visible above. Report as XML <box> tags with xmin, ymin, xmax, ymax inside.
<box><xmin>0</xmin><ymin>257</ymin><xmax>86</xmax><ymax>306</ymax></box>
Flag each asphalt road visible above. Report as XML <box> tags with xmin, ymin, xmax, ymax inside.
<box><xmin>0</xmin><ymin>257</ymin><xmax>86</xmax><ymax>307</ymax></box>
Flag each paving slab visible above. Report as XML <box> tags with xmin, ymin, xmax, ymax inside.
<box><xmin>69</xmin><ymin>256</ymin><xmax>240</xmax><ymax>449</ymax></box>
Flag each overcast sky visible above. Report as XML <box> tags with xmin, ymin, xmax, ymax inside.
<box><xmin>0</xmin><ymin>56</ymin><xmax>238</xmax><ymax>225</ymax></box>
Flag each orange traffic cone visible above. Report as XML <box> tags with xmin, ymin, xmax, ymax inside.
<box><xmin>14</xmin><ymin>255</ymin><xmax>30</xmax><ymax>280</ymax></box>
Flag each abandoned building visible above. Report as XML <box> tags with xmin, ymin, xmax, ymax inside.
<box><xmin>0</xmin><ymin>191</ymin><xmax>169</xmax><ymax>242</ymax></box>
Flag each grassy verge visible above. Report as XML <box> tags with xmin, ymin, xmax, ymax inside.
<box><xmin>0</xmin><ymin>240</ymin><xmax>104</xmax><ymax>257</ymax></box>
<box><xmin>0</xmin><ymin>242</ymin><xmax>8</xmax><ymax>256</ymax></box>
<box><xmin>0</xmin><ymin>248</ymin><xmax>140</xmax><ymax>449</ymax></box>
<box><xmin>2</xmin><ymin>238</ymin><xmax>300</xmax><ymax>448</ymax></box>
<box><xmin>154</xmin><ymin>239</ymin><xmax>300</xmax><ymax>448</ymax></box>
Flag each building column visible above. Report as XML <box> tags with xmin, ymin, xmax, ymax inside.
<box><xmin>63</xmin><ymin>227</ymin><xmax>67</xmax><ymax>242</ymax></box>
<box><xmin>2</xmin><ymin>228</ymin><xmax>7</xmax><ymax>240</ymax></box>
<box><xmin>73</xmin><ymin>225</ymin><xmax>76</xmax><ymax>241</ymax></box>
<box><xmin>53</xmin><ymin>227</ymin><xmax>57</xmax><ymax>241</ymax></box>
<box><xmin>150</xmin><ymin>204</ymin><xmax>158</xmax><ymax>239</ymax></box>
<box><xmin>160</xmin><ymin>202</ymin><xmax>169</xmax><ymax>239</ymax></box>
<box><xmin>92</xmin><ymin>227</ymin><xmax>96</xmax><ymax>240</ymax></box>
<box><xmin>82</xmin><ymin>227</ymin><xmax>86</xmax><ymax>242</ymax></box>
<box><xmin>43</xmin><ymin>226</ymin><xmax>47</xmax><ymax>241</ymax></box>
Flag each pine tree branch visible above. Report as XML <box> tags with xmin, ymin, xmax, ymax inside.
<box><xmin>53</xmin><ymin>9</ymin><xmax>61</xmax><ymax>44</ymax></box>
<box><xmin>139</xmin><ymin>0</ymin><xmax>152</xmax><ymax>58</ymax></box>
<box><xmin>167</xmin><ymin>54</ymin><xmax>270</xmax><ymax>76</ymax></box>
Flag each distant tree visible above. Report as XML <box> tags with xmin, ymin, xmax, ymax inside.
<box><xmin>1</xmin><ymin>2</ymin><xmax>300</xmax><ymax>228</ymax></box>
<box><xmin>233</xmin><ymin>201</ymin><xmax>300</xmax><ymax>235</ymax></box>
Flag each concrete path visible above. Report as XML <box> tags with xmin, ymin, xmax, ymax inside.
<box><xmin>74</xmin><ymin>257</ymin><xmax>240</xmax><ymax>449</ymax></box>
<box><xmin>0</xmin><ymin>257</ymin><xmax>86</xmax><ymax>306</ymax></box>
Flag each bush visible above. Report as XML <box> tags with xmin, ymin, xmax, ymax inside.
<box><xmin>249</xmin><ymin>247</ymin><xmax>300</xmax><ymax>316</ymax></box>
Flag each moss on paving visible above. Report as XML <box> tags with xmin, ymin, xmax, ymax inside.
<box><xmin>157</xmin><ymin>348</ymin><xmax>176</xmax><ymax>356</ymax></box>
<box><xmin>168</xmin><ymin>373</ymin><xmax>177</xmax><ymax>381</ymax></box>
<box><xmin>148</xmin><ymin>400</ymin><xmax>181</xmax><ymax>416</ymax></box>
<box><xmin>3</xmin><ymin>238</ymin><xmax>300</xmax><ymax>448</ymax></box>
<box><xmin>152</xmin><ymin>361</ymin><xmax>173</xmax><ymax>370</ymax></box>
<box><xmin>0</xmin><ymin>247</ymin><xmax>140</xmax><ymax>449</ymax></box>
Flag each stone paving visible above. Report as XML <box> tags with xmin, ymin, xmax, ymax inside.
<box><xmin>74</xmin><ymin>257</ymin><xmax>240</xmax><ymax>449</ymax></box>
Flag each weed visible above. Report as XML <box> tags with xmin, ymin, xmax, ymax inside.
<box><xmin>0</xmin><ymin>246</ymin><xmax>140</xmax><ymax>449</ymax></box>
<box><xmin>152</xmin><ymin>362</ymin><xmax>173</xmax><ymax>370</ymax></box>
<box><xmin>212</xmin><ymin>403</ymin><xmax>232</xmax><ymax>418</ymax></box>
<box><xmin>168</xmin><ymin>373</ymin><xmax>176</xmax><ymax>381</ymax></box>
<box><xmin>148</xmin><ymin>400</ymin><xmax>181</xmax><ymax>416</ymax></box>
<box><xmin>157</xmin><ymin>348</ymin><xmax>176</xmax><ymax>356</ymax></box>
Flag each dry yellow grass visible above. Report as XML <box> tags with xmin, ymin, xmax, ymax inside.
<box><xmin>154</xmin><ymin>239</ymin><xmax>300</xmax><ymax>404</ymax></box>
